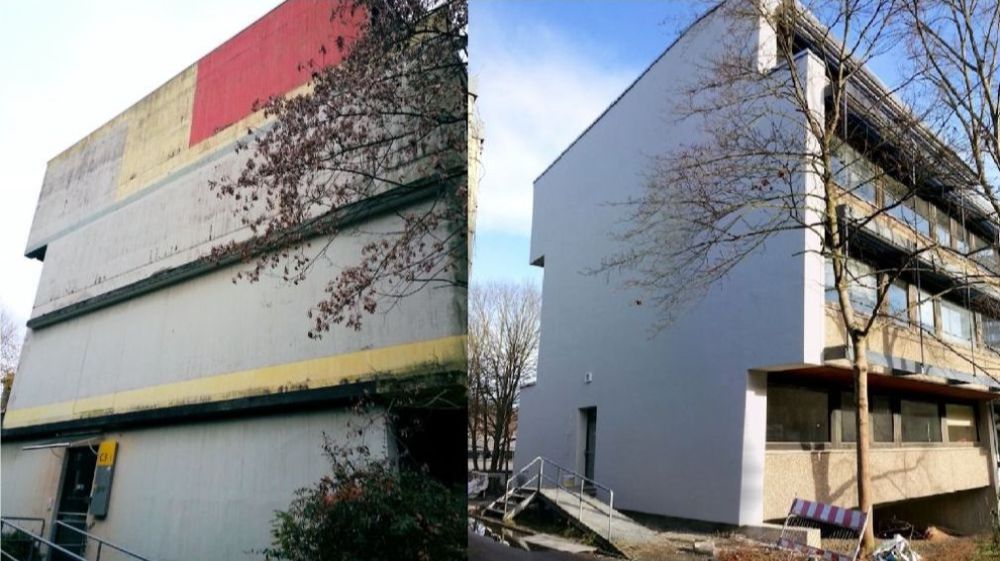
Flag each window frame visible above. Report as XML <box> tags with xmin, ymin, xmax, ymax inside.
<box><xmin>765</xmin><ymin>379</ymin><xmax>982</xmax><ymax>450</ymax></box>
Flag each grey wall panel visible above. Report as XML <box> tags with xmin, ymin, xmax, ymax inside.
<box><xmin>25</xmin><ymin>122</ymin><xmax>128</xmax><ymax>256</ymax></box>
<box><xmin>10</xmin><ymin>205</ymin><xmax>464</xmax><ymax>413</ymax></box>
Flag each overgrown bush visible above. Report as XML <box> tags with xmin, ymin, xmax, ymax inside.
<box><xmin>262</xmin><ymin>441</ymin><xmax>465</xmax><ymax>561</ymax></box>
<box><xmin>1</xmin><ymin>529</ymin><xmax>38</xmax><ymax>560</ymax></box>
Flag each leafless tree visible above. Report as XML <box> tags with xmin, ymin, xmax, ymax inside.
<box><xmin>1</xmin><ymin>307</ymin><xmax>23</xmax><ymax>414</ymax></box>
<box><xmin>903</xmin><ymin>0</ymin><xmax>999</xmax><ymax>215</ymax></box>
<box><xmin>211</xmin><ymin>0</ymin><xmax>468</xmax><ymax>338</ymax></box>
<box><xmin>468</xmin><ymin>281</ymin><xmax>541</xmax><ymax>472</ymax></box>
<box><xmin>602</xmin><ymin>0</ymin><xmax>998</xmax><ymax>549</ymax></box>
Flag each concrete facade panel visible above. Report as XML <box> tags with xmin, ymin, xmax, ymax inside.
<box><xmin>10</xmin><ymin>204</ymin><xmax>464</xmax><ymax>426</ymax></box>
<box><xmin>1</xmin><ymin>408</ymin><xmax>389</xmax><ymax>561</ymax></box>
<box><xmin>762</xmin><ymin>447</ymin><xmax>993</xmax><ymax>522</ymax></box>
<box><xmin>31</xmin><ymin>144</ymin><xmax>251</xmax><ymax>316</ymax></box>
<box><xmin>116</xmin><ymin>66</ymin><xmax>198</xmax><ymax>200</ymax></box>
<box><xmin>26</xmin><ymin>121</ymin><xmax>127</xmax><ymax>254</ymax></box>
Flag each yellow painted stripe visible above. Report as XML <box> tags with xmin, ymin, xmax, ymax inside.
<box><xmin>4</xmin><ymin>335</ymin><xmax>465</xmax><ymax>429</ymax></box>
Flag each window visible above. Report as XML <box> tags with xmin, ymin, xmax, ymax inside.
<box><xmin>913</xmin><ymin>198</ymin><xmax>932</xmax><ymax>238</ymax></box>
<box><xmin>824</xmin><ymin>258</ymin><xmax>838</xmax><ymax>303</ymax></box>
<box><xmin>886</xmin><ymin>280</ymin><xmax>908</xmax><ymax>322</ymax></box>
<box><xmin>945</xmin><ymin>404</ymin><xmax>977</xmax><ymax>443</ymax></box>
<box><xmin>955</xmin><ymin>220</ymin><xmax>969</xmax><ymax>253</ymax></box>
<box><xmin>936</xmin><ymin>211</ymin><xmax>952</xmax><ymax>248</ymax></box>
<box><xmin>884</xmin><ymin>177</ymin><xmax>913</xmax><ymax>223</ymax></box>
<box><xmin>767</xmin><ymin>385</ymin><xmax>829</xmax><ymax>442</ymax></box>
<box><xmin>918</xmin><ymin>289</ymin><xmax>935</xmax><ymax>332</ymax></box>
<box><xmin>825</xmin><ymin>259</ymin><xmax>878</xmax><ymax>312</ymax></box>
<box><xmin>970</xmin><ymin>234</ymin><xmax>997</xmax><ymax>270</ymax></box>
<box><xmin>901</xmin><ymin>400</ymin><xmax>942</xmax><ymax>442</ymax></box>
<box><xmin>833</xmin><ymin>143</ymin><xmax>876</xmax><ymax>203</ymax></box>
<box><xmin>940</xmin><ymin>300</ymin><xmax>973</xmax><ymax>343</ymax></box>
<box><xmin>871</xmin><ymin>396</ymin><xmax>894</xmax><ymax>443</ymax></box>
<box><xmin>847</xmin><ymin>260</ymin><xmax>878</xmax><ymax>312</ymax></box>
<box><xmin>842</xmin><ymin>393</ymin><xmax>894</xmax><ymax>443</ymax></box>
<box><xmin>852</xmin><ymin>161</ymin><xmax>877</xmax><ymax>204</ymax></box>
<box><xmin>983</xmin><ymin>315</ymin><xmax>1000</xmax><ymax>350</ymax></box>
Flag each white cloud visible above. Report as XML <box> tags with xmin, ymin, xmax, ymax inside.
<box><xmin>470</xmin><ymin>17</ymin><xmax>638</xmax><ymax>236</ymax></box>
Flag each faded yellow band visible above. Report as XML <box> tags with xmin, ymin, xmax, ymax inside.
<box><xmin>3</xmin><ymin>335</ymin><xmax>466</xmax><ymax>430</ymax></box>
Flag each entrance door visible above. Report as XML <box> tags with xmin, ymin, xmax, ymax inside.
<box><xmin>582</xmin><ymin>407</ymin><xmax>597</xmax><ymax>481</ymax></box>
<box><xmin>52</xmin><ymin>447</ymin><xmax>97</xmax><ymax>560</ymax></box>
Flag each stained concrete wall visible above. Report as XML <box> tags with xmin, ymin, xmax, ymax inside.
<box><xmin>7</xmin><ymin>203</ymin><xmax>465</xmax><ymax>427</ymax></box>
<box><xmin>1</xmin><ymin>408</ymin><xmax>389</xmax><ymax>561</ymax></box>
<box><xmin>516</xmin><ymin>5</ymin><xmax>825</xmax><ymax>526</ymax></box>
<box><xmin>30</xmin><ymin>141</ymin><xmax>252</xmax><ymax>318</ymax></box>
<box><xmin>763</xmin><ymin>447</ymin><xmax>993</xmax><ymax>523</ymax></box>
<box><xmin>25</xmin><ymin>0</ymin><xmax>357</xmax><ymax>264</ymax></box>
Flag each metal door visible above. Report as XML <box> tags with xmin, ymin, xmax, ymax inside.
<box><xmin>52</xmin><ymin>447</ymin><xmax>97</xmax><ymax>560</ymax></box>
<box><xmin>583</xmin><ymin>407</ymin><xmax>597</xmax><ymax>481</ymax></box>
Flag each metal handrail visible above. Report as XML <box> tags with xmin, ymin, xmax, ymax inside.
<box><xmin>0</xmin><ymin>519</ymin><xmax>87</xmax><ymax>561</ymax></box>
<box><xmin>54</xmin><ymin>521</ymin><xmax>155</xmax><ymax>561</ymax></box>
<box><xmin>503</xmin><ymin>456</ymin><xmax>615</xmax><ymax>541</ymax></box>
<box><xmin>0</xmin><ymin>518</ymin><xmax>45</xmax><ymax>538</ymax></box>
<box><xmin>1</xmin><ymin>517</ymin><xmax>46</xmax><ymax>561</ymax></box>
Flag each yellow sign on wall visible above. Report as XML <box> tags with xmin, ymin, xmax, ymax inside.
<box><xmin>96</xmin><ymin>440</ymin><xmax>118</xmax><ymax>467</ymax></box>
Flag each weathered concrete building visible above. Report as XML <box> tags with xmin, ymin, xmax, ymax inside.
<box><xmin>517</xmin><ymin>2</ymin><xmax>1000</xmax><ymax>536</ymax></box>
<box><xmin>1</xmin><ymin>1</ymin><xmax>466</xmax><ymax>559</ymax></box>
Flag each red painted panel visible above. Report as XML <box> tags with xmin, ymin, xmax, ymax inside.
<box><xmin>189</xmin><ymin>0</ymin><xmax>363</xmax><ymax>146</ymax></box>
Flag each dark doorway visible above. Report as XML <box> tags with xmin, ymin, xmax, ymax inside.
<box><xmin>582</xmin><ymin>407</ymin><xmax>597</xmax><ymax>481</ymax></box>
<box><xmin>394</xmin><ymin>406</ymin><xmax>467</xmax><ymax>486</ymax></box>
<box><xmin>52</xmin><ymin>447</ymin><xmax>96</xmax><ymax>559</ymax></box>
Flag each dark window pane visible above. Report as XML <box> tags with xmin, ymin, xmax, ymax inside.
<box><xmin>901</xmin><ymin>400</ymin><xmax>942</xmax><ymax>442</ymax></box>
<box><xmin>841</xmin><ymin>393</ymin><xmax>892</xmax><ymax>443</ymax></box>
<box><xmin>767</xmin><ymin>385</ymin><xmax>829</xmax><ymax>442</ymax></box>
<box><xmin>872</xmin><ymin>396</ymin><xmax>894</xmax><ymax>442</ymax></box>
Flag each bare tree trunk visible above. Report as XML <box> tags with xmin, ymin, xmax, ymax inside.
<box><xmin>851</xmin><ymin>335</ymin><xmax>875</xmax><ymax>550</ymax></box>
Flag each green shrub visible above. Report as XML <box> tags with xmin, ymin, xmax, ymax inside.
<box><xmin>262</xmin><ymin>441</ymin><xmax>465</xmax><ymax>561</ymax></box>
<box><xmin>1</xmin><ymin>529</ymin><xmax>38</xmax><ymax>560</ymax></box>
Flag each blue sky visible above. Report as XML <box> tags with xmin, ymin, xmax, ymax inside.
<box><xmin>468</xmin><ymin>0</ymin><xmax>710</xmax><ymax>286</ymax></box>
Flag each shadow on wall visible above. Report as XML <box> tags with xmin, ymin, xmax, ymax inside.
<box><xmin>808</xmin><ymin>450</ymin><xmax>915</xmax><ymax>506</ymax></box>
<box><xmin>873</xmin><ymin>486</ymin><xmax>996</xmax><ymax>536</ymax></box>
<box><xmin>805</xmin><ymin>449</ymin><xmax>992</xmax><ymax>534</ymax></box>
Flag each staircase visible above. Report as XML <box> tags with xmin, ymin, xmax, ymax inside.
<box><xmin>481</xmin><ymin>456</ymin><xmax>655</xmax><ymax>557</ymax></box>
<box><xmin>0</xmin><ymin>517</ymin><xmax>154</xmax><ymax>561</ymax></box>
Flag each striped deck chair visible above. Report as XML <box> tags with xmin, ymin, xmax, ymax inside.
<box><xmin>777</xmin><ymin>498</ymin><xmax>870</xmax><ymax>561</ymax></box>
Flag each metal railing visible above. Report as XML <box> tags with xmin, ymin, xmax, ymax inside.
<box><xmin>0</xmin><ymin>519</ymin><xmax>86</xmax><ymax>561</ymax></box>
<box><xmin>504</xmin><ymin>456</ymin><xmax>615</xmax><ymax>541</ymax></box>
<box><xmin>53</xmin><ymin>521</ymin><xmax>154</xmax><ymax>561</ymax></box>
<box><xmin>0</xmin><ymin>517</ymin><xmax>46</xmax><ymax>561</ymax></box>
